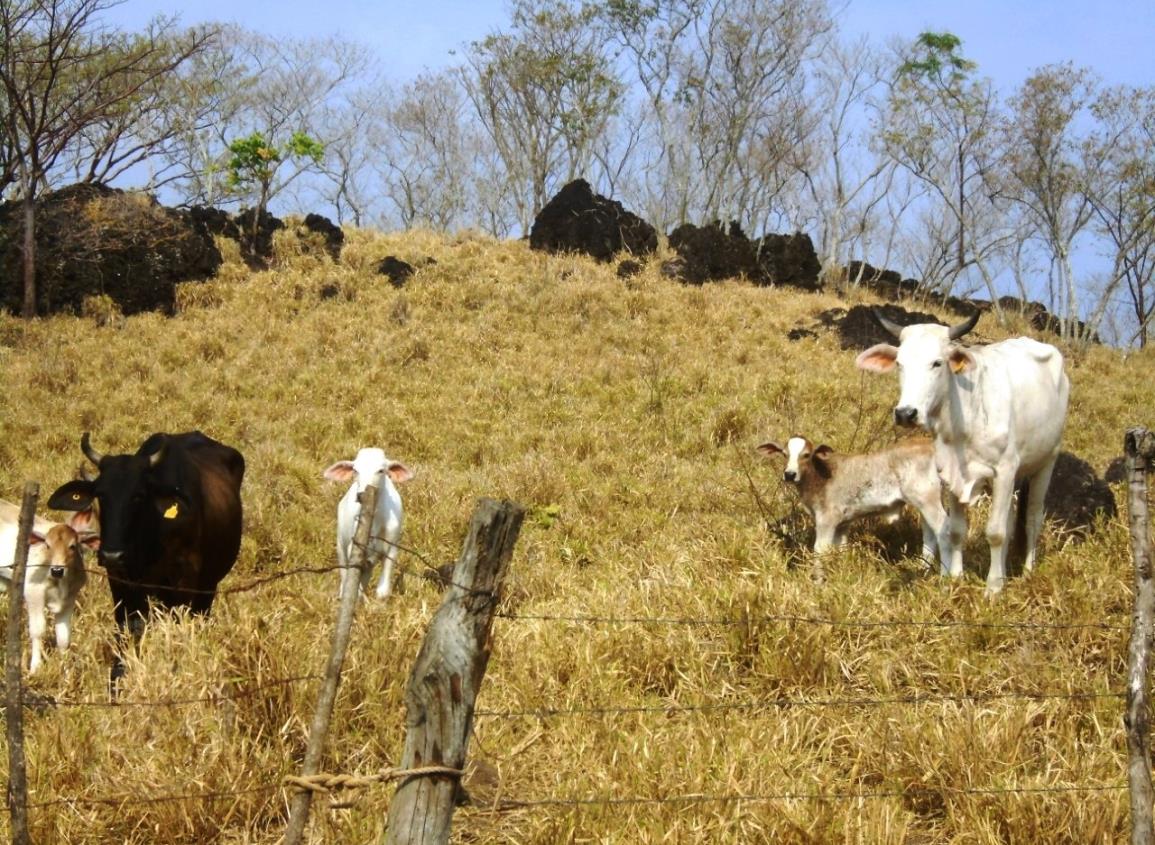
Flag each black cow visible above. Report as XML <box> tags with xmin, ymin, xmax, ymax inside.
<box><xmin>48</xmin><ymin>431</ymin><xmax>245</xmax><ymax>675</ymax></box>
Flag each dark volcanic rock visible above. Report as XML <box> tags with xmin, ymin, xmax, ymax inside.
<box><xmin>0</xmin><ymin>183</ymin><xmax>223</xmax><ymax>315</ymax></box>
<box><xmin>302</xmin><ymin>213</ymin><xmax>344</xmax><ymax>262</ymax></box>
<box><xmin>376</xmin><ymin>256</ymin><xmax>415</xmax><ymax>288</ymax></box>
<box><xmin>1042</xmin><ymin>451</ymin><xmax>1117</xmax><ymax>535</ymax></box>
<box><xmin>530</xmin><ymin>178</ymin><xmax>657</xmax><ymax>262</ymax></box>
<box><xmin>617</xmin><ymin>259</ymin><xmax>643</xmax><ymax>279</ymax></box>
<box><xmin>666</xmin><ymin>221</ymin><xmax>760</xmax><ymax>284</ymax></box>
<box><xmin>667</xmin><ymin>221</ymin><xmax>822</xmax><ymax>290</ymax></box>
<box><xmin>835</xmin><ymin>304</ymin><xmax>948</xmax><ymax>350</ymax></box>
<box><xmin>757</xmin><ymin>232</ymin><xmax>822</xmax><ymax>290</ymax></box>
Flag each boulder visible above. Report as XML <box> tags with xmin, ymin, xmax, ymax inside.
<box><xmin>529</xmin><ymin>179</ymin><xmax>657</xmax><ymax>262</ymax></box>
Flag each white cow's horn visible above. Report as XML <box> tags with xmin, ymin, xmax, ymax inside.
<box><xmin>948</xmin><ymin>311</ymin><xmax>980</xmax><ymax>341</ymax></box>
<box><xmin>871</xmin><ymin>308</ymin><xmax>906</xmax><ymax>340</ymax></box>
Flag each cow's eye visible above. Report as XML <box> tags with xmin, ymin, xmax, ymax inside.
<box><xmin>932</xmin><ymin>359</ymin><xmax>943</xmax><ymax>369</ymax></box>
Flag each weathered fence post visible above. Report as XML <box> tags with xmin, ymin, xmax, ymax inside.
<box><xmin>5</xmin><ymin>482</ymin><xmax>37</xmax><ymax>845</ymax></box>
<box><xmin>382</xmin><ymin>497</ymin><xmax>524</xmax><ymax>845</ymax></box>
<box><xmin>283</xmin><ymin>477</ymin><xmax>381</xmax><ymax>845</ymax></box>
<box><xmin>1126</xmin><ymin>427</ymin><xmax>1155</xmax><ymax>845</ymax></box>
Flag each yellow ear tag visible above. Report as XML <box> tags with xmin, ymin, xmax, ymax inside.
<box><xmin>71</xmin><ymin>493</ymin><xmax>82</xmax><ymax>500</ymax></box>
<box><xmin>163</xmin><ymin>503</ymin><xmax>179</xmax><ymax>519</ymax></box>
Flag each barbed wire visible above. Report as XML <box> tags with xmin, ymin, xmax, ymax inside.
<box><xmin>495</xmin><ymin>610</ymin><xmax>1129</xmax><ymax>633</ymax></box>
<box><xmin>474</xmin><ymin>689</ymin><xmax>1123</xmax><ymax>720</ymax></box>
<box><xmin>489</xmin><ymin>781</ymin><xmax>1128</xmax><ymax>812</ymax></box>
<box><xmin>26</xmin><ymin>673</ymin><xmax>320</xmax><ymax>710</ymax></box>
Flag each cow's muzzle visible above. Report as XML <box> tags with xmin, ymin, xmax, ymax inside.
<box><xmin>783</xmin><ymin>470</ymin><xmax>797</xmax><ymax>482</ymax></box>
<box><xmin>99</xmin><ymin>550</ymin><xmax>124</xmax><ymax>566</ymax></box>
<box><xmin>50</xmin><ymin>566</ymin><xmax>65</xmax><ymax>578</ymax></box>
<box><xmin>894</xmin><ymin>407</ymin><xmax>918</xmax><ymax>427</ymax></box>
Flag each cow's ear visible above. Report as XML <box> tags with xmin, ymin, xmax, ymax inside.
<box><xmin>756</xmin><ymin>442</ymin><xmax>785</xmax><ymax>459</ymax></box>
<box><xmin>79</xmin><ymin>532</ymin><xmax>101</xmax><ymax>550</ymax></box>
<box><xmin>67</xmin><ymin>508</ymin><xmax>97</xmax><ymax>532</ymax></box>
<box><xmin>323</xmin><ymin>461</ymin><xmax>356</xmax><ymax>483</ymax></box>
<box><xmin>812</xmin><ymin>445</ymin><xmax>835</xmax><ymax>478</ymax></box>
<box><xmin>949</xmin><ymin>348</ymin><xmax>974</xmax><ymax>373</ymax></box>
<box><xmin>47</xmin><ymin>481</ymin><xmax>95</xmax><ymax>513</ymax></box>
<box><xmin>151</xmin><ymin>487</ymin><xmax>192</xmax><ymax>522</ymax></box>
<box><xmin>387</xmin><ymin>462</ymin><xmax>414</xmax><ymax>484</ymax></box>
<box><xmin>856</xmin><ymin>344</ymin><xmax>898</xmax><ymax>373</ymax></box>
<box><xmin>27</xmin><ymin>530</ymin><xmax>47</xmax><ymax>547</ymax></box>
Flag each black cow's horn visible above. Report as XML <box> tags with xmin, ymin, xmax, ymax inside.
<box><xmin>79</xmin><ymin>464</ymin><xmax>96</xmax><ymax>482</ymax></box>
<box><xmin>81</xmin><ymin>432</ymin><xmax>104</xmax><ymax>466</ymax></box>
<box><xmin>948</xmin><ymin>311</ymin><xmax>980</xmax><ymax>341</ymax></box>
<box><xmin>871</xmin><ymin>308</ymin><xmax>906</xmax><ymax>341</ymax></box>
<box><xmin>148</xmin><ymin>436</ymin><xmax>167</xmax><ymax>468</ymax></box>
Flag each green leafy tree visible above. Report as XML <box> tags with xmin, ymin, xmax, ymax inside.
<box><xmin>226</xmin><ymin>130</ymin><xmax>324</xmax><ymax>242</ymax></box>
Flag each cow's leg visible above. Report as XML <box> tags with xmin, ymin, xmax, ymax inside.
<box><xmin>1023</xmin><ymin>454</ymin><xmax>1058</xmax><ymax>573</ymax></box>
<box><xmin>940</xmin><ymin>491</ymin><xmax>966</xmax><ymax>578</ymax></box>
<box><xmin>813</xmin><ymin>520</ymin><xmax>838</xmax><ymax>553</ymax></box>
<box><xmin>375</xmin><ymin>546</ymin><xmax>399</xmax><ymax>600</ymax></box>
<box><xmin>984</xmin><ymin>471</ymin><xmax>1017</xmax><ymax>595</ymax></box>
<box><xmin>54</xmin><ymin>601</ymin><xmax>76</xmax><ymax>653</ymax></box>
<box><xmin>25</xmin><ymin>599</ymin><xmax>46</xmax><ymax>674</ymax></box>
<box><xmin>109</xmin><ymin>584</ymin><xmax>148</xmax><ymax>691</ymax></box>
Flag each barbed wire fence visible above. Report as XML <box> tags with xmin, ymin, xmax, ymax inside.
<box><xmin>0</xmin><ymin>429</ymin><xmax>1152</xmax><ymax>843</ymax></box>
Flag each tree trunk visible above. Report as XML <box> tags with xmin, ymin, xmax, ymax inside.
<box><xmin>21</xmin><ymin>193</ymin><xmax>36</xmax><ymax>318</ymax></box>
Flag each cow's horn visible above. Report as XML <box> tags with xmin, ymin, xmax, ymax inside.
<box><xmin>871</xmin><ymin>308</ymin><xmax>906</xmax><ymax>340</ymax></box>
<box><xmin>948</xmin><ymin>311</ymin><xmax>980</xmax><ymax>341</ymax></box>
<box><xmin>79</xmin><ymin>464</ymin><xmax>96</xmax><ymax>482</ymax></box>
<box><xmin>148</xmin><ymin>437</ymin><xmax>167</xmax><ymax>468</ymax></box>
<box><xmin>80</xmin><ymin>432</ymin><xmax>104</xmax><ymax>466</ymax></box>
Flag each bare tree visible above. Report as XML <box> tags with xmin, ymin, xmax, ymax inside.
<box><xmin>1083</xmin><ymin>84</ymin><xmax>1155</xmax><ymax>347</ymax></box>
<box><xmin>461</xmin><ymin>0</ymin><xmax>623</xmax><ymax>235</ymax></box>
<box><xmin>803</xmin><ymin>35</ymin><xmax>896</xmax><ymax>281</ymax></box>
<box><xmin>0</xmin><ymin>0</ymin><xmax>210</xmax><ymax>316</ymax></box>
<box><xmin>881</xmin><ymin>32</ymin><xmax>1010</xmax><ymax>305</ymax></box>
<box><xmin>1000</xmin><ymin>63</ymin><xmax>1098</xmax><ymax>338</ymax></box>
<box><xmin>599</xmin><ymin>0</ymin><xmax>830</xmax><ymax>233</ymax></box>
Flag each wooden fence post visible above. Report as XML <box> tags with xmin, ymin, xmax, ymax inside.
<box><xmin>283</xmin><ymin>478</ymin><xmax>381</xmax><ymax>845</ymax></box>
<box><xmin>1126</xmin><ymin>427</ymin><xmax>1155</xmax><ymax>845</ymax></box>
<box><xmin>382</xmin><ymin>497</ymin><xmax>524</xmax><ymax>845</ymax></box>
<box><xmin>5</xmin><ymin>482</ymin><xmax>37</xmax><ymax>845</ymax></box>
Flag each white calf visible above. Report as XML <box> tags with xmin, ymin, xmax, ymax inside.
<box><xmin>322</xmin><ymin>448</ymin><xmax>414</xmax><ymax>599</ymax></box>
<box><xmin>757</xmin><ymin>435</ymin><xmax>952</xmax><ymax>570</ymax></box>
<box><xmin>0</xmin><ymin>501</ymin><xmax>98</xmax><ymax>673</ymax></box>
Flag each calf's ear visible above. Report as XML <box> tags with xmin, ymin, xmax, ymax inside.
<box><xmin>67</xmin><ymin>508</ymin><xmax>97</xmax><ymax>532</ymax></box>
<box><xmin>855</xmin><ymin>344</ymin><xmax>898</xmax><ymax>373</ymax></box>
<box><xmin>811</xmin><ymin>445</ymin><xmax>835</xmax><ymax>478</ymax></box>
<box><xmin>323</xmin><ymin>461</ymin><xmax>356</xmax><ymax>483</ymax></box>
<box><xmin>387</xmin><ymin>462</ymin><xmax>414</xmax><ymax>484</ymax></box>
<box><xmin>756</xmin><ymin>442</ymin><xmax>785</xmax><ymax>459</ymax></box>
<box><xmin>48</xmin><ymin>481</ymin><xmax>96</xmax><ymax>513</ymax></box>
<box><xmin>79</xmin><ymin>532</ymin><xmax>101</xmax><ymax>550</ymax></box>
<box><xmin>27</xmin><ymin>530</ymin><xmax>47</xmax><ymax>547</ymax></box>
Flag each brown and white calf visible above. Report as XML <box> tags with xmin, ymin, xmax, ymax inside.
<box><xmin>757</xmin><ymin>436</ymin><xmax>953</xmax><ymax>571</ymax></box>
<box><xmin>0</xmin><ymin>501</ymin><xmax>98</xmax><ymax>673</ymax></box>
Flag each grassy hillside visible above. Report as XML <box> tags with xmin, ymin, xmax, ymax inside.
<box><xmin>0</xmin><ymin>227</ymin><xmax>1150</xmax><ymax>843</ymax></box>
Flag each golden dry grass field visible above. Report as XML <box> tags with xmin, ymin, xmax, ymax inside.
<box><xmin>0</xmin><ymin>226</ymin><xmax>1152</xmax><ymax>843</ymax></box>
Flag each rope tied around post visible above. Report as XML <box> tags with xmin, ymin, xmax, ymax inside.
<box><xmin>284</xmin><ymin>765</ymin><xmax>464</xmax><ymax>795</ymax></box>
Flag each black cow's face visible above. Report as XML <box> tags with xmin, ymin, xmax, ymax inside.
<box><xmin>48</xmin><ymin>439</ymin><xmax>186</xmax><ymax>573</ymax></box>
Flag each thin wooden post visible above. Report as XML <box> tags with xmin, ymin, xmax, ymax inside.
<box><xmin>283</xmin><ymin>478</ymin><xmax>381</xmax><ymax>845</ymax></box>
<box><xmin>382</xmin><ymin>498</ymin><xmax>524</xmax><ymax>845</ymax></box>
<box><xmin>1126</xmin><ymin>427</ymin><xmax>1155</xmax><ymax>845</ymax></box>
<box><xmin>5</xmin><ymin>482</ymin><xmax>37</xmax><ymax>845</ymax></box>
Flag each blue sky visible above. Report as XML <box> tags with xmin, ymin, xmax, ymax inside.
<box><xmin>103</xmin><ymin>0</ymin><xmax>1155</xmax><ymax>91</ymax></box>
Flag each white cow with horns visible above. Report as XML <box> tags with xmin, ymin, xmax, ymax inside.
<box><xmin>855</xmin><ymin>310</ymin><xmax>1070</xmax><ymax>594</ymax></box>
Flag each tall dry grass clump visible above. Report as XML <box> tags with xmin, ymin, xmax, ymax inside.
<box><xmin>0</xmin><ymin>228</ymin><xmax>1150</xmax><ymax>843</ymax></box>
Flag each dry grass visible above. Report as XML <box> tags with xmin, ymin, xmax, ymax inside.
<box><xmin>0</xmin><ymin>225</ymin><xmax>1150</xmax><ymax>843</ymax></box>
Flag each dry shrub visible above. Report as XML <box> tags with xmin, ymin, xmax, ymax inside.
<box><xmin>0</xmin><ymin>227</ymin><xmax>1143</xmax><ymax>844</ymax></box>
